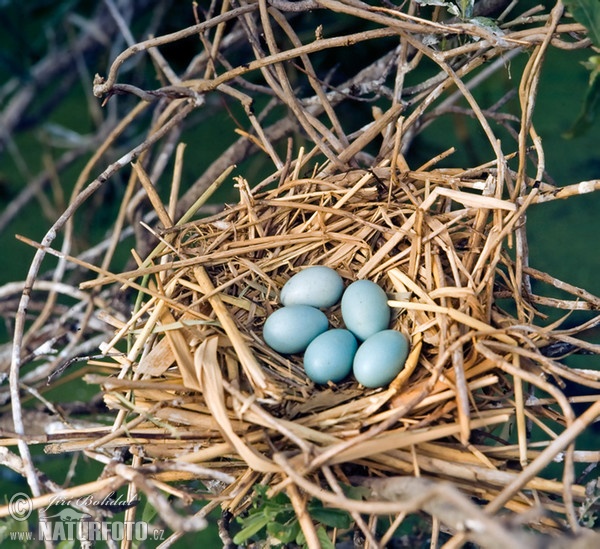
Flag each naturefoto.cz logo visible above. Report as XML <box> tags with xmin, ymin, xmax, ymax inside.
<box><xmin>7</xmin><ymin>492</ymin><xmax>165</xmax><ymax>543</ymax></box>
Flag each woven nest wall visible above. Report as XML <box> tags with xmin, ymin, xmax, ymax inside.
<box><xmin>89</xmin><ymin>158</ymin><xmax>600</xmax><ymax>547</ymax></box>
<box><xmin>3</xmin><ymin>1</ymin><xmax>600</xmax><ymax>548</ymax></box>
<box><xmin>100</xmin><ymin>163</ymin><xmax>575</xmax><ymax>450</ymax></box>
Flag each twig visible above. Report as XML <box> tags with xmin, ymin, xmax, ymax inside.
<box><xmin>486</xmin><ymin>398</ymin><xmax>600</xmax><ymax>514</ymax></box>
<box><xmin>92</xmin><ymin>4</ymin><xmax>259</xmax><ymax>97</ymax></box>
<box><xmin>9</xmin><ymin>100</ymin><xmax>195</xmax><ymax>507</ymax></box>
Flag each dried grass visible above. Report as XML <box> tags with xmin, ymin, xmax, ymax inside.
<box><xmin>3</xmin><ymin>1</ymin><xmax>600</xmax><ymax>547</ymax></box>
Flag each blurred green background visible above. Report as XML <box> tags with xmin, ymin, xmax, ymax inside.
<box><xmin>1</xmin><ymin>0</ymin><xmax>599</xmax><ymax>546</ymax></box>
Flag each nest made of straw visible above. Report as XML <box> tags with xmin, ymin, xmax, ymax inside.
<box><xmin>81</xmin><ymin>154</ymin><xmax>600</xmax><ymax>544</ymax></box>
<box><xmin>6</xmin><ymin>1</ymin><xmax>600</xmax><ymax>547</ymax></box>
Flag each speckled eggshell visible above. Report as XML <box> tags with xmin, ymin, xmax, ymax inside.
<box><xmin>353</xmin><ymin>330</ymin><xmax>410</xmax><ymax>388</ymax></box>
<box><xmin>280</xmin><ymin>266</ymin><xmax>344</xmax><ymax>309</ymax></box>
<box><xmin>263</xmin><ymin>305</ymin><xmax>329</xmax><ymax>354</ymax></box>
<box><xmin>341</xmin><ymin>279</ymin><xmax>391</xmax><ymax>341</ymax></box>
<box><xmin>303</xmin><ymin>329</ymin><xmax>358</xmax><ymax>384</ymax></box>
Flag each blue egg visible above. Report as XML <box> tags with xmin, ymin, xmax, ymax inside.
<box><xmin>303</xmin><ymin>329</ymin><xmax>358</xmax><ymax>384</ymax></box>
<box><xmin>280</xmin><ymin>266</ymin><xmax>344</xmax><ymax>309</ymax></box>
<box><xmin>263</xmin><ymin>305</ymin><xmax>329</xmax><ymax>354</ymax></box>
<box><xmin>353</xmin><ymin>330</ymin><xmax>410</xmax><ymax>388</ymax></box>
<box><xmin>341</xmin><ymin>280</ymin><xmax>391</xmax><ymax>340</ymax></box>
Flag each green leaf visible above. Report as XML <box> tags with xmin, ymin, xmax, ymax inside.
<box><xmin>447</xmin><ymin>4</ymin><xmax>461</xmax><ymax>17</ymax></box>
<box><xmin>457</xmin><ymin>0</ymin><xmax>474</xmax><ymax>19</ymax></box>
<box><xmin>342</xmin><ymin>483</ymin><xmax>371</xmax><ymax>501</ymax></box>
<box><xmin>414</xmin><ymin>0</ymin><xmax>449</xmax><ymax>6</ymax></box>
<box><xmin>470</xmin><ymin>16</ymin><xmax>505</xmax><ymax>37</ymax></box>
<box><xmin>0</xmin><ymin>523</ymin><xmax>8</xmax><ymax>544</ymax></box>
<box><xmin>0</xmin><ymin>517</ymin><xmax>28</xmax><ymax>543</ymax></box>
<box><xmin>141</xmin><ymin>501</ymin><xmax>158</xmax><ymax>524</ymax></box>
<box><xmin>265</xmin><ymin>491</ymin><xmax>290</xmax><ymax>508</ymax></box>
<box><xmin>296</xmin><ymin>527</ymin><xmax>336</xmax><ymax>549</ymax></box>
<box><xmin>564</xmin><ymin>0</ymin><xmax>600</xmax><ymax>47</ymax></box>
<box><xmin>57</xmin><ymin>541</ymin><xmax>77</xmax><ymax>549</ymax></box>
<box><xmin>266</xmin><ymin>520</ymin><xmax>298</xmax><ymax>543</ymax></box>
<box><xmin>233</xmin><ymin>513</ymin><xmax>271</xmax><ymax>544</ymax></box>
<box><xmin>563</xmin><ymin>56</ymin><xmax>600</xmax><ymax>138</ymax></box>
<box><xmin>444</xmin><ymin>0</ymin><xmax>474</xmax><ymax>19</ymax></box>
<box><xmin>316</xmin><ymin>525</ymin><xmax>336</xmax><ymax>549</ymax></box>
<box><xmin>308</xmin><ymin>506</ymin><xmax>352</xmax><ymax>529</ymax></box>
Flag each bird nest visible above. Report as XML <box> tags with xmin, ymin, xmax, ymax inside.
<box><xmin>83</xmin><ymin>156</ymin><xmax>600</xmax><ymax>547</ymax></box>
<box><xmin>4</xmin><ymin>1</ymin><xmax>600</xmax><ymax>547</ymax></box>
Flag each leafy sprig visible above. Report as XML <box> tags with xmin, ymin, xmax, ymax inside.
<box><xmin>233</xmin><ymin>485</ymin><xmax>351</xmax><ymax>547</ymax></box>
<box><xmin>579</xmin><ymin>478</ymin><xmax>600</xmax><ymax>528</ymax></box>
<box><xmin>563</xmin><ymin>0</ymin><xmax>600</xmax><ymax>137</ymax></box>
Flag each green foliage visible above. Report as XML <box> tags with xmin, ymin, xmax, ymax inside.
<box><xmin>233</xmin><ymin>485</ymin><xmax>351</xmax><ymax>547</ymax></box>
<box><xmin>0</xmin><ymin>517</ymin><xmax>19</xmax><ymax>543</ymax></box>
<box><xmin>0</xmin><ymin>516</ymin><xmax>31</xmax><ymax>547</ymax></box>
<box><xmin>562</xmin><ymin>1</ymin><xmax>600</xmax><ymax>136</ymax></box>
<box><xmin>141</xmin><ymin>498</ymin><xmax>158</xmax><ymax>525</ymax></box>
<box><xmin>563</xmin><ymin>55</ymin><xmax>600</xmax><ymax>137</ymax></box>
<box><xmin>447</xmin><ymin>0</ymin><xmax>474</xmax><ymax>19</ymax></box>
<box><xmin>564</xmin><ymin>0</ymin><xmax>600</xmax><ymax>47</ymax></box>
<box><xmin>414</xmin><ymin>0</ymin><xmax>503</xmax><ymax>39</ymax></box>
<box><xmin>56</xmin><ymin>541</ymin><xmax>76</xmax><ymax>549</ymax></box>
<box><xmin>298</xmin><ymin>526</ymin><xmax>336</xmax><ymax>549</ymax></box>
<box><xmin>414</xmin><ymin>0</ymin><xmax>474</xmax><ymax>20</ymax></box>
<box><xmin>579</xmin><ymin>478</ymin><xmax>600</xmax><ymax>528</ymax></box>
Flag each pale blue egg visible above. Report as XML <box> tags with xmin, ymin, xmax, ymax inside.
<box><xmin>353</xmin><ymin>330</ymin><xmax>410</xmax><ymax>388</ymax></box>
<box><xmin>303</xmin><ymin>329</ymin><xmax>358</xmax><ymax>384</ymax></box>
<box><xmin>280</xmin><ymin>266</ymin><xmax>344</xmax><ymax>309</ymax></box>
<box><xmin>341</xmin><ymin>280</ymin><xmax>390</xmax><ymax>340</ymax></box>
<box><xmin>263</xmin><ymin>305</ymin><xmax>329</xmax><ymax>354</ymax></box>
